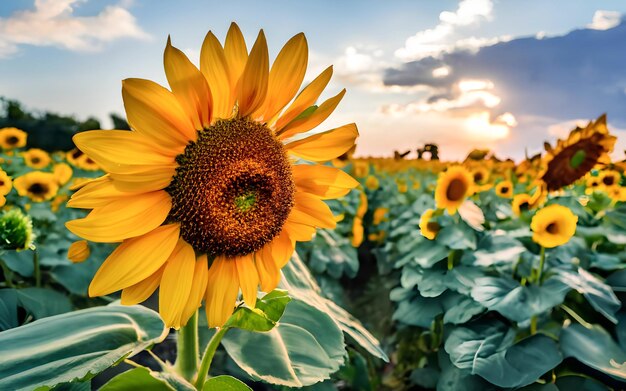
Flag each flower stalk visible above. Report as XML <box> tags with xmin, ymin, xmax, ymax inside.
<box><xmin>175</xmin><ymin>311</ymin><xmax>199</xmax><ymax>382</ymax></box>
<box><xmin>194</xmin><ymin>326</ymin><xmax>230</xmax><ymax>389</ymax></box>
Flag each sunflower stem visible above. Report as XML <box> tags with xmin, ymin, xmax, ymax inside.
<box><xmin>33</xmin><ymin>250</ymin><xmax>41</xmax><ymax>287</ymax></box>
<box><xmin>530</xmin><ymin>315</ymin><xmax>537</xmax><ymax>335</ymax></box>
<box><xmin>536</xmin><ymin>246</ymin><xmax>546</xmax><ymax>285</ymax></box>
<box><xmin>0</xmin><ymin>259</ymin><xmax>15</xmax><ymax>288</ymax></box>
<box><xmin>447</xmin><ymin>250</ymin><xmax>455</xmax><ymax>270</ymax></box>
<box><xmin>194</xmin><ymin>326</ymin><xmax>229</xmax><ymax>389</ymax></box>
<box><xmin>175</xmin><ymin>311</ymin><xmax>199</xmax><ymax>382</ymax></box>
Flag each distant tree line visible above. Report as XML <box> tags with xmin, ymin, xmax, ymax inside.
<box><xmin>0</xmin><ymin>97</ymin><xmax>130</xmax><ymax>151</ymax></box>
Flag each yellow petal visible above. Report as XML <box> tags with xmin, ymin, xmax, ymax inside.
<box><xmin>69</xmin><ymin>174</ymin><xmax>108</xmax><ymax>191</ymax></box>
<box><xmin>286</xmin><ymin>123</ymin><xmax>358</xmax><ymax>162</ymax></box>
<box><xmin>73</xmin><ymin>130</ymin><xmax>174</xmax><ymax>174</ymax></box>
<box><xmin>237</xmin><ymin>30</ymin><xmax>269</xmax><ymax>118</ymax></box>
<box><xmin>68</xmin><ymin>176</ymin><xmax>135</xmax><ymax>209</ymax></box>
<box><xmin>270</xmin><ymin>230</ymin><xmax>294</xmax><ymax>268</ymax></box>
<box><xmin>256</xmin><ymin>246</ymin><xmax>280</xmax><ymax>293</ymax></box>
<box><xmin>293</xmin><ymin>164</ymin><xmax>359</xmax><ymax>199</ymax></box>
<box><xmin>287</xmin><ymin>192</ymin><xmax>336</xmax><ymax>229</ymax></box>
<box><xmin>66</xmin><ymin>191</ymin><xmax>171</xmax><ymax>242</ymax></box>
<box><xmin>122</xmin><ymin>78</ymin><xmax>196</xmax><ymax>147</ymax></box>
<box><xmin>206</xmin><ymin>256</ymin><xmax>239</xmax><ymax>328</ymax></box>
<box><xmin>181</xmin><ymin>254</ymin><xmax>209</xmax><ymax>324</ymax></box>
<box><xmin>120</xmin><ymin>265</ymin><xmax>165</xmax><ymax>305</ymax></box>
<box><xmin>283</xmin><ymin>220</ymin><xmax>316</xmax><ymax>242</ymax></box>
<box><xmin>67</xmin><ymin>240</ymin><xmax>90</xmax><ymax>263</ymax></box>
<box><xmin>277</xmin><ymin>89</ymin><xmax>345</xmax><ymax>139</ymax></box>
<box><xmin>164</xmin><ymin>38</ymin><xmax>212</xmax><ymax>129</ymax></box>
<box><xmin>89</xmin><ymin>224</ymin><xmax>180</xmax><ymax>296</ymax></box>
<box><xmin>200</xmin><ymin>31</ymin><xmax>232</xmax><ymax>120</ymax></box>
<box><xmin>159</xmin><ymin>239</ymin><xmax>196</xmax><ymax>329</ymax></box>
<box><xmin>235</xmin><ymin>254</ymin><xmax>258</xmax><ymax>308</ymax></box>
<box><xmin>109</xmin><ymin>165</ymin><xmax>176</xmax><ymax>193</ymax></box>
<box><xmin>273</xmin><ymin>66</ymin><xmax>333</xmax><ymax>130</ymax></box>
<box><xmin>255</xmin><ymin>33</ymin><xmax>308</xmax><ymax>121</ymax></box>
<box><xmin>224</xmin><ymin>23</ymin><xmax>248</xmax><ymax>99</ymax></box>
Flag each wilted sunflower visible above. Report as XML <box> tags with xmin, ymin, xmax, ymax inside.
<box><xmin>0</xmin><ymin>170</ymin><xmax>12</xmax><ymax>196</ymax></box>
<box><xmin>531</xmin><ymin>204</ymin><xmax>578</xmax><ymax>248</ymax></box>
<box><xmin>22</xmin><ymin>148</ymin><xmax>51</xmax><ymax>169</ymax></box>
<box><xmin>419</xmin><ymin>208</ymin><xmax>440</xmax><ymax>240</ymax></box>
<box><xmin>434</xmin><ymin>166</ymin><xmax>474</xmax><ymax>214</ymax></box>
<box><xmin>14</xmin><ymin>171</ymin><xmax>58</xmax><ymax>202</ymax></box>
<box><xmin>540</xmin><ymin>114</ymin><xmax>616</xmax><ymax>191</ymax></box>
<box><xmin>495</xmin><ymin>180</ymin><xmax>513</xmax><ymax>198</ymax></box>
<box><xmin>66</xmin><ymin>24</ymin><xmax>359</xmax><ymax>329</ymax></box>
<box><xmin>0</xmin><ymin>127</ymin><xmax>27</xmax><ymax>149</ymax></box>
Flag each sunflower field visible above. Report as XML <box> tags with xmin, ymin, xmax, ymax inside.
<box><xmin>2</xmin><ymin>23</ymin><xmax>626</xmax><ymax>391</ymax></box>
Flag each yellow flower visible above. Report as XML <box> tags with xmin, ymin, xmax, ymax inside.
<box><xmin>65</xmin><ymin>24</ymin><xmax>359</xmax><ymax>329</ymax></box>
<box><xmin>600</xmin><ymin>170</ymin><xmax>621</xmax><ymax>189</ymax></box>
<box><xmin>53</xmin><ymin>163</ymin><xmax>73</xmax><ymax>185</ymax></box>
<box><xmin>356</xmin><ymin>190</ymin><xmax>368</xmax><ymax>218</ymax></box>
<box><xmin>608</xmin><ymin>186</ymin><xmax>626</xmax><ymax>202</ymax></box>
<box><xmin>351</xmin><ymin>217</ymin><xmax>364</xmax><ymax>247</ymax></box>
<box><xmin>585</xmin><ymin>175</ymin><xmax>601</xmax><ymax>194</ymax></box>
<box><xmin>66</xmin><ymin>148</ymin><xmax>101</xmax><ymax>171</ymax></box>
<box><xmin>373</xmin><ymin>207</ymin><xmax>388</xmax><ymax>225</ymax></box>
<box><xmin>14</xmin><ymin>171</ymin><xmax>58</xmax><ymax>202</ymax></box>
<box><xmin>0</xmin><ymin>170</ymin><xmax>12</xmax><ymax>196</ymax></box>
<box><xmin>365</xmin><ymin>175</ymin><xmax>379</xmax><ymax>190</ymax></box>
<box><xmin>495</xmin><ymin>180</ymin><xmax>513</xmax><ymax>198</ymax></box>
<box><xmin>471</xmin><ymin>166</ymin><xmax>490</xmax><ymax>185</ymax></box>
<box><xmin>22</xmin><ymin>148</ymin><xmax>51</xmax><ymax>169</ymax></box>
<box><xmin>0</xmin><ymin>127</ymin><xmax>27</xmax><ymax>149</ymax></box>
<box><xmin>352</xmin><ymin>161</ymin><xmax>369</xmax><ymax>178</ymax></box>
<box><xmin>419</xmin><ymin>208</ymin><xmax>440</xmax><ymax>240</ymax></box>
<box><xmin>51</xmin><ymin>194</ymin><xmax>68</xmax><ymax>212</ymax></box>
<box><xmin>434</xmin><ymin>166</ymin><xmax>474</xmax><ymax>214</ymax></box>
<box><xmin>396</xmin><ymin>180</ymin><xmax>408</xmax><ymax>193</ymax></box>
<box><xmin>531</xmin><ymin>204</ymin><xmax>578</xmax><ymax>248</ymax></box>
<box><xmin>68</xmin><ymin>240</ymin><xmax>90</xmax><ymax>263</ymax></box>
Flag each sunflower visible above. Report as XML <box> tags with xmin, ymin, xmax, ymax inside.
<box><xmin>66</xmin><ymin>148</ymin><xmax>101</xmax><ymax>171</ymax></box>
<box><xmin>365</xmin><ymin>175</ymin><xmax>380</xmax><ymax>190</ymax></box>
<box><xmin>585</xmin><ymin>175</ymin><xmax>601</xmax><ymax>194</ymax></box>
<box><xmin>14</xmin><ymin>171</ymin><xmax>59</xmax><ymax>202</ymax></box>
<box><xmin>372</xmin><ymin>207</ymin><xmax>388</xmax><ymax>225</ymax></box>
<box><xmin>495</xmin><ymin>180</ymin><xmax>513</xmax><ymax>198</ymax></box>
<box><xmin>22</xmin><ymin>148</ymin><xmax>51</xmax><ymax>169</ymax></box>
<box><xmin>419</xmin><ymin>208</ymin><xmax>440</xmax><ymax>240</ymax></box>
<box><xmin>0</xmin><ymin>170</ymin><xmax>12</xmax><ymax>196</ymax></box>
<box><xmin>0</xmin><ymin>127</ymin><xmax>27</xmax><ymax>149</ymax></box>
<box><xmin>434</xmin><ymin>166</ymin><xmax>474</xmax><ymax>214</ymax></box>
<box><xmin>53</xmin><ymin>163</ymin><xmax>73</xmax><ymax>185</ymax></box>
<box><xmin>600</xmin><ymin>170</ymin><xmax>621</xmax><ymax>189</ymax></box>
<box><xmin>66</xmin><ymin>24</ymin><xmax>359</xmax><ymax>329</ymax></box>
<box><xmin>540</xmin><ymin>114</ymin><xmax>616</xmax><ymax>191</ymax></box>
<box><xmin>531</xmin><ymin>204</ymin><xmax>578</xmax><ymax>248</ymax></box>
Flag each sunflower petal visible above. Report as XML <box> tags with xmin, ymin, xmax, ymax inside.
<box><xmin>278</xmin><ymin>89</ymin><xmax>345</xmax><ymax>139</ymax></box>
<box><xmin>237</xmin><ymin>30</ymin><xmax>269</xmax><ymax>117</ymax></box>
<box><xmin>89</xmin><ymin>224</ymin><xmax>180</xmax><ymax>296</ymax></box>
<box><xmin>200</xmin><ymin>31</ymin><xmax>233</xmax><ymax>119</ymax></box>
<box><xmin>288</xmin><ymin>192</ymin><xmax>336</xmax><ymax>229</ymax></box>
<box><xmin>68</xmin><ymin>176</ymin><xmax>136</xmax><ymax>209</ymax></box>
<box><xmin>271</xmin><ymin>230</ymin><xmax>294</xmax><ymax>268</ymax></box>
<box><xmin>283</xmin><ymin>220</ymin><xmax>316</xmax><ymax>242</ymax></box>
<box><xmin>293</xmin><ymin>164</ymin><xmax>359</xmax><ymax>199</ymax></box>
<box><xmin>122</xmin><ymin>78</ymin><xmax>196</xmax><ymax>146</ymax></box>
<box><xmin>286</xmin><ymin>123</ymin><xmax>358</xmax><ymax>162</ymax></box>
<box><xmin>159</xmin><ymin>239</ymin><xmax>196</xmax><ymax>329</ymax></box>
<box><xmin>273</xmin><ymin>66</ymin><xmax>333</xmax><ymax>130</ymax></box>
<box><xmin>234</xmin><ymin>254</ymin><xmax>258</xmax><ymax>308</ymax></box>
<box><xmin>224</xmin><ymin>23</ymin><xmax>248</xmax><ymax>101</ymax></box>
<box><xmin>164</xmin><ymin>38</ymin><xmax>212</xmax><ymax>129</ymax></box>
<box><xmin>109</xmin><ymin>165</ymin><xmax>177</xmax><ymax>193</ymax></box>
<box><xmin>206</xmin><ymin>256</ymin><xmax>240</xmax><ymax>328</ymax></box>
<box><xmin>181</xmin><ymin>255</ymin><xmax>209</xmax><ymax>324</ymax></box>
<box><xmin>255</xmin><ymin>33</ymin><xmax>308</xmax><ymax>121</ymax></box>
<box><xmin>66</xmin><ymin>191</ymin><xmax>171</xmax><ymax>242</ymax></box>
<box><xmin>120</xmin><ymin>265</ymin><xmax>165</xmax><ymax>305</ymax></box>
<box><xmin>256</xmin><ymin>246</ymin><xmax>280</xmax><ymax>293</ymax></box>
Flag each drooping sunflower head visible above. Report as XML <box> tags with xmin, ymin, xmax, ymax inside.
<box><xmin>419</xmin><ymin>208</ymin><xmax>440</xmax><ymax>240</ymax></box>
<box><xmin>495</xmin><ymin>180</ymin><xmax>513</xmax><ymax>198</ymax></box>
<box><xmin>66</xmin><ymin>24</ymin><xmax>359</xmax><ymax>329</ymax></box>
<box><xmin>540</xmin><ymin>114</ymin><xmax>616</xmax><ymax>191</ymax></box>
<box><xmin>14</xmin><ymin>171</ymin><xmax>58</xmax><ymax>202</ymax></box>
<box><xmin>434</xmin><ymin>165</ymin><xmax>474</xmax><ymax>214</ymax></box>
<box><xmin>0</xmin><ymin>127</ymin><xmax>27</xmax><ymax>150</ymax></box>
<box><xmin>22</xmin><ymin>148</ymin><xmax>51</xmax><ymax>169</ymax></box>
<box><xmin>530</xmin><ymin>204</ymin><xmax>578</xmax><ymax>248</ymax></box>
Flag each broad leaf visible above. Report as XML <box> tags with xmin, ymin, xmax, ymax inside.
<box><xmin>100</xmin><ymin>367</ymin><xmax>173</xmax><ymax>391</ymax></box>
<box><xmin>202</xmin><ymin>375</ymin><xmax>251</xmax><ymax>391</ymax></box>
<box><xmin>16</xmin><ymin>287</ymin><xmax>72</xmax><ymax>319</ymax></box>
<box><xmin>225</xmin><ymin>290</ymin><xmax>290</xmax><ymax>332</ymax></box>
<box><xmin>0</xmin><ymin>289</ymin><xmax>18</xmax><ymax>330</ymax></box>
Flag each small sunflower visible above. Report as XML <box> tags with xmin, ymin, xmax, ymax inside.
<box><xmin>66</xmin><ymin>24</ymin><xmax>359</xmax><ymax>329</ymax></box>
<box><xmin>531</xmin><ymin>204</ymin><xmax>578</xmax><ymax>248</ymax></box>
<box><xmin>419</xmin><ymin>208</ymin><xmax>440</xmax><ymax>240</ymax></box>
<box><xmin>14</xmin><ymin>171</ymin><xmax>59</xmax><ymax>202</ymax></box>
<box><xmin>365</xmin><ymin>175</ymin><xmax>380</xmax><ymax>190</ymax></box>
<box><xmin>372</xmin><ymin>207</ymin><xmax>388</xmax><ymax>225</ymax></box>
<box><xmin>434</xmin><ymin>166</ymin><xmax>474</xmax><ymax>214</ymax></box>
<box><xmin>66</xmin><ymin>148</ymin><xmax>101</xmax><ymax>171</ymax></box>
<box><xmin>22</xmin><ymin>148</ymin><xmax>51</xmax><ymax>169</ymax></box>
<box><xmin>0</xmin><ymin>127</ymin><xmax>27</xmax><ymax>149</ymax></box>
<box><xmin>540</xmin><ymin>114</ymin><xmax>616</xmax><ymax>191</ymax></box>
<box><xmin>0</xmin><ymin>170</ymin><xmax>12</xmax><ymax>196</ymax></box>
<box><xmin>495</xmin><ymin>180</ymin><xmax>513</xmax><ymax>198</ymax></box>
<box><xmin>53</xmin><ymin>163</ymin><xmax>73</xmax><ymax>185</ymax></box>
<box><xmin>585</xmin><ymin>175</ymin><xmax>601</xmax><ymax>194</ymax></box>
<box><xmin>600</xmin><ymin>170</ymin><xmax>621</xmax><ymax>189</ymax></box>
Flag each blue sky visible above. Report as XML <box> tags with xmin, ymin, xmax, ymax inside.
<box><xmin>1</xmin><ymin>0</ymin><xmax>626</xmax><ymax>160</ymax></box>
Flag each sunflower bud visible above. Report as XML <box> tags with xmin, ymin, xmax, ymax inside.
<box><xmin>0</xmin><ymin>209</ymin><xmax>35</xmax><ymax>251</ymax></box>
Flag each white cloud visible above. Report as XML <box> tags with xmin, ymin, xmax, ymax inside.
<box><xmin>0</xmin><ymin>0</ymin><xmax>150</xmax><ymax>57</ymax></box>
<box><xmin>588</xmin><ymin>10</ymin><xmax>621</xmax><ymax>30</ymax></box>
<box><xmin>395</xmin><ymin>0</ymin><xmax>498</xmax><ymax>60</ymax></box>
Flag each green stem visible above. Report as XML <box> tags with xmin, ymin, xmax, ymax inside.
<box><xmin>33</xmin><ymin>251</ymin><xmax>40</xmax><ymax>287</ymax></box>
<box><xmin>0</xmin><ymin>259</ymin><xmax>15</xmax><ymax>288</ymax></box>
<box><xmin>560</xmin><ymin>304</ymin><xmax>593</xmax><ymax>329</ymax></box>
<box><xmin>194</xmin><ymin>327</ymin><xmax>229</xmax><ymax>389</ymax></box>
<box><xmin>536</xmin><ymin>246</ymin><xmax>546</xmax><ymax>285</ymax></box>
<box><xmin>447</xmin><ymin>250</ymin><xmax>455</xmax><ymax>270</ymax></box>
<box><xmin>530</xmin><ymin>316</ymin><xmax>537</xmax><ymax>335</ymax></box>
<box><xmin>175</xmin><ymin>311</ymin><xmax>199</xmax><ymax>382</ymax></box>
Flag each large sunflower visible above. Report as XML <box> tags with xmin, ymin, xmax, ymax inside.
<box><xmin>66</xmin><ymin>24</ymin><xmax>359</xmax><ymax>329</ymax></box>
<box><xmin>540</xmin><ymin>114</ymin><xmax>616</xmax><ymax>191</ymax></box>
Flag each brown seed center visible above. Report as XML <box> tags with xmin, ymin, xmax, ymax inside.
<box><xmin>28</xmin><ymin>183</ymin><xmax>48</xmax><ymax>195</ymax></box>
<box><xmin>446</xmin><ymin>178</ymin><xmax>467</xmax><ymax>201</ymax></box>
<box><xmin>546</xmin><ymin>222</ymin><xmax>559</xmax><ymax>234</ymax></box>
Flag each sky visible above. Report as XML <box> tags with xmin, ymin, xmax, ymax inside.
<box><xmin>1</xmin><ymin>0</ymin><xmax>626</xmax><ymax>161</ymax></box>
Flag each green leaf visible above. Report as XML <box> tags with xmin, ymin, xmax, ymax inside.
<box><xmin>560</xmin><ymin>323</ymin><xmax>626</xmax><ymax>380</ymax></box>
<box><xmin>254</xmin><ymin>289</ymin><xmax>290</xmax><ymax>322</ymax></box>
<box><xmin>468</xmin><ymin>234</ymin><xmax>525</xmax><ymax>267</ymax></box>
<box><xmin>471</xmin><ymin>277</ymin><xmax>569</xmax><ymax>322</ymax></box>
<box><xmin>2</xmin><ymin>249</ymin><xmax>34</xmax><ymax>277</ymax></box>
<box><xmin>437</xmin><ymin>222</ymin><xmax>477</xmax><ymax>250</ymax></box>
<box><xmin>202</xmin><ymin>375</ymin><xmax>251</xmax><ymax>391</ymax></box>
<box><xmin>412</xmin><ymin>240</ymin><xmax>449</xmax><ymax>268</ymax></box>
<box><xmin>0</xmin><ymin>304</ymin><xmax>168</xmax><ymax>391</ymax></box>
<box><xmin>442</xmin><ymin>294</ymin><xmax>485</xmax><ymax>324</ymax></box>
<box><xmin>0</xmin><ymin>288</ymin><xmax>18</xmax><ymax>330</ymax></box>
<box><xmin>16</xmin><ymin>287</ymin><xmax>72</xmax><ymax>319</ymax></box>
<box><xmin>392</xmin><ymin>295</ymin><xmax>443</xmax><ymax>328</ymax></box>
<box><xmin>225</xmin><ymin>290</ymin><xmax>291</xmax><ymax>332</ymax></box>
<box><xmin>100</xmin><ymin>367</ymin><xmax>173</xmax><ymax>391</ymax></box>
<box><xmin>222</xmin><ymin>299</ymin><xmax>345</xmax><ymax>387</ymax></box>
<box><xmin>555</xmin><ymin>374</ymin><xmax>610</xmax><ymax>391</ymax></box>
